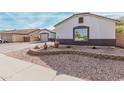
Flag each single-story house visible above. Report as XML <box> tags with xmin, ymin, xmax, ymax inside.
<box><xmin>39</xmin><ymin>29</ymin><xmax>56</xmax><ymax>42</ymax></box>
<box><xmin>54</xmin><ymin>12</ymin><xmax>117</xmax><ymax>46</ymax></box>
<box><xmin>0</xmin><ymin>29</ymin><xmax>41</xmax><ymax>42</ymax></box>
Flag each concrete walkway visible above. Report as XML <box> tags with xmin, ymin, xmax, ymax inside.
<box><xmin>0</xmin><ymin>54</ymin><xmax>82</xmax><ymax>81</ymax></box>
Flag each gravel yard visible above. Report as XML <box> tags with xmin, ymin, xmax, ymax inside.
<box><xmin>6</xmin><ymin>47</ymin><xmax>124</xmax><ymax>81</ymax></box>
<box><xmin>38</xmin><ymin>54</ymin><xmax>124</xmax><ymax>81</ymax></box>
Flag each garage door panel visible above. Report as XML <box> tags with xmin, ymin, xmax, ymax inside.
<box><xmin>1</xmin><ymin>34</ymin><xmax>12</xmax><ymax>42</ymax></box>
<box><xmin>40</xmin><ymin>33</ymin><xmax>48</xmax><ymax>42</ymax></box>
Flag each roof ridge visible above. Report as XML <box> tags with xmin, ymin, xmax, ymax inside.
<box><xmin>74</xmin><ymin>12</ymin><xmax>117</xmax><ymax>21</ymax></box>
<box><xmin>54</xmin><ymin>12</ymin><xmax>117</xmax><ymax>27</ymax></box>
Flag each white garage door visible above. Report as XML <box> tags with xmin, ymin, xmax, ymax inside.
<box><xmin>40</xmin><ymin>33</ymin><xmax>49</xmax><ymax>42</ymax></box>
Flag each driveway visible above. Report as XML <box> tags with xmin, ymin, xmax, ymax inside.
<box><xmin>0</xmin><ymin>42</ymin><xmax>82</xmax><ymax>81</ymax></box>
<box><xmin>0</xmin><ymin>42</ymin><xmax>53</xmax><ymax>54</ymax></box>
<box><xmin>0</xmin><ymin>54</ymin><xmax>82</xmax><ymax>81</ymax></box>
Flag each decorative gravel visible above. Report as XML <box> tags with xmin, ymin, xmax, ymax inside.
<box><xmin>39</xmin><ymin>54</ymin><xmax>124</xmax><ymax>81</ymax></box>
<box><xmin>6</xmin><ymin>45</ymin><xmax>124</xmax><ymax>81</ymax></box>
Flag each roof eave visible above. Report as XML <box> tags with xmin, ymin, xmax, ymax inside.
<box><xmin>54</xmin><ymin>15</ymin><xmax>75</xmax><ymax>27</ymax></box>
<box><xmin>54</xmin><ymin>12</ymin><xmax>117</xmax><ymax>27</ymax></box>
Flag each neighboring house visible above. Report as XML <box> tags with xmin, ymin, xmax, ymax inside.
<box><xmin>54</xmin><ymin>12</ymin><xmax>117</xmax><ymax>46</ymax></box>
<box><xmin>0</xmin><ymin>29</ymin><xmax>41</xmax><ymax>42</ymax></box>
<box><xmin>39</xmin><ymin>29</ymin><xmax>56</xmax><ymax>42</ymax></box>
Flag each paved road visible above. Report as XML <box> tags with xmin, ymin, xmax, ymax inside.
<box><xmin>0</xmin><ymin>42</ymin><xmax>53</xmax><ymax>53</ymax></box>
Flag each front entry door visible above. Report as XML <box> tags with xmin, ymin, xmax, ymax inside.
<box><xmin>40</xmin><ymin>33</ymin><xmax>49</xmax><ymax>42</ymax></box>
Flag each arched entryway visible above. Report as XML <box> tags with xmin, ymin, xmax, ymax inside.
<box><xmin>73</xmin><ymin>26</ymin><xmax>89</xmax><ymax>41</ymax></box>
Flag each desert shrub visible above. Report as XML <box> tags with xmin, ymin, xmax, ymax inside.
<box><xmin>116</xmin><ymin>25</ymin><xmax>123</xmax><ymax>33</ymax></box>
<box><xmin>66</xmin><ymin>45</ymin><xmax>71</xmax><ymax>48</ymax></box>
<box><xmin>34</xmin><ymin>45</ymin><xmax>40</xmax><ymax>49</ymax></box>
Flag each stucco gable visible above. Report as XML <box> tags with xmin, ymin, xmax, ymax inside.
<box><xmin>54</xmin><ymin>12</ymin><xmax>117</xmax><ymax>27</ymax></box>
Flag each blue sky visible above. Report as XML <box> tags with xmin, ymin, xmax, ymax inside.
<box><xmin>0</xmin><ymin>12</ymin><xmax>124</xmax><ymax>30</ymax></box>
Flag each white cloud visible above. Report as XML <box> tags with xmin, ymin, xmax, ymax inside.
<box><xmin>0</xmin><ymin>12</ymin><xmax>124</xmax><ymax>30</ymax></box>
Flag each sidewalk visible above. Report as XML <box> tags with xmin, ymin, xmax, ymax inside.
<box><xmin>0</xmin><ymin>54</ymin><xmax>82</xmax><ymax>81</ymax></box>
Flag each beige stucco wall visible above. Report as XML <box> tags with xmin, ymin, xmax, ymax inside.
<box><xmin>12</xmin><ymin>34</ymin><xmax>25</xmax><ymax>42</ymax></box>
<box><xmin>13</xmin><ymin>31</ymin><xmax>40</xmax><ymax>42</ymax></box>
<box><xmin>29</xmin><ymin>31</ymin><xmax>40</xmax><ymax>42</ymax></box>
<box><xmin>0</xmin><ymin>30</ymin><xmax>41</xmax><ymax>42</ymax></box>
<box><xmin>55</xmin><ymin>15</ymin><xmax>115</xmax><ymax>39</ymax></box>
<box><xmin>116</xmin><ymin>33</ymin><xmax>124</xmax><ymax>47</ymax></box>
<box><xmin>0</xmin><ymin>33</ymin><xmax>13</xmax><ymax>42</ymax></box>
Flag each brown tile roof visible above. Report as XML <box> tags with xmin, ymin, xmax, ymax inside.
<box><xmin>0</xmin><ymin>29</ymin><xmax>41</xmax><ymax>35</ymax></box>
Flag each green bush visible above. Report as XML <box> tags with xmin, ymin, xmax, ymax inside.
<box><xmin>116</xmin><ymin>26</ymin><xmax>123</xmax><ymax>33</ymax></box>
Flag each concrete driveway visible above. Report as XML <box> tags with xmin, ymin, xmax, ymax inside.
<box><xmin>0</xmin><ymin>42</ymin><xmax>82</xmax><ymax>81</ymax></box>
<box><xmin>0</xmin><ymin>54</ymin><xmax>82</xmax><ymax>81</ymax></box>
<box><xmin>0</xmin><ymin>42</ymin><xmax>53</xmax><ymax>54</ymax></box>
